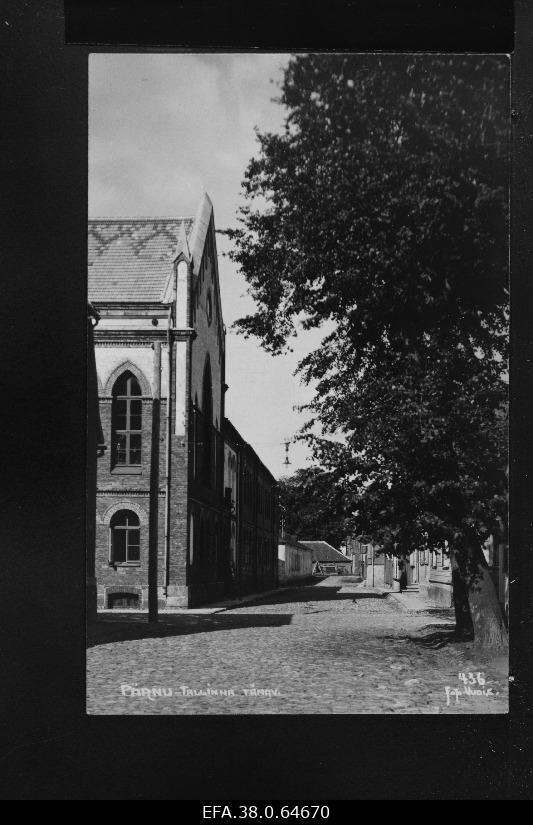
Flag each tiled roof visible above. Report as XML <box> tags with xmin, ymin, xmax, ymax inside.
<box><xmin>299</xmin><ymin>541</ymin><xmax>351</xmax><ymax>563</ymax></box>
<box><xmin>88</xmin><ymin>217</ymin><xmax>194</xmax><ymax>303</ymax></box>
<box><xmin>279</xmin><ymin>534</ymin><xmax>314</xmax><ymax>553</ymax></box>
<box><xmin>223</xmin><ymin>418</ymin><xmax>277</xmax><ymax>483</ymax></box>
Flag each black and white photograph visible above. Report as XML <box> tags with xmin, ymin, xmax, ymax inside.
<box><xmin>86</xmin><ymin>51</ymin><xmax>509</xmax><ymax>715</ymax></box>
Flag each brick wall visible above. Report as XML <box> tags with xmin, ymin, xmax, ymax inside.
<box><xmin>236</xmin><ymin>447</ymin><xmax>279</xmax><ymax>595</ymax></box>
<box><xmin>90</xmin><ymin>215</ymin><xmax>278</xmax><ymax>609</ymax></box>
<box><xmin>94</xmin><ymin>339</ymin><xmax>191</xmax><ymax>608</ymax></box>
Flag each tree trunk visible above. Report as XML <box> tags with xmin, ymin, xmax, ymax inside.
<box><xmin>451</xmin><ymin>544</ymin><xmax>508</xmax><ymax>649</ymax></box>
<box><xmin>450</xmin><ymin>548</ymin><xmax>474</xmax><ymax>640</ymax></box>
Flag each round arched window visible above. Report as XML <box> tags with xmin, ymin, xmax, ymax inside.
<box><xmin>110</xmin><ymin>510</ymin><xmax>140</xmax><ymax>565</ymax></box>
<box><xmin>111</xmin><ymin>371</ymin><xmax>142</xmax><ymax>467</ymax></box>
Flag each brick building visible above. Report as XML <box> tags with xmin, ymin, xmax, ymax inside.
<box><xmin>223</xmin><ymin>419</ymin><xmax>279</xmax><ymax>596</ymax></box>
<box><xmin>86</xmin><ymin>302</ymin><xmax>104</xmax><ymax>621</ymax></box>
<box><xmin>88</xmin><ymin>193</ymin><xmax>278</xmax><ymax>609</ymax></box>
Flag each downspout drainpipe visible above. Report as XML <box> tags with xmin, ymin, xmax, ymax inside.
<box><xmin>164</xmin><ymin>305</ymin><xmax>172</xmax><ymax>595</ymax></box>
<box><xmin>236</xmin><ymin>445</ymin><xmax>242</xmax><ymax>598</ymax></box>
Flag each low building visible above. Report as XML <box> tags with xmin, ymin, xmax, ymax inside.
<box><xmin>349</xmin><ymin>532</ymin><xmax>506</xmax><ymax>616</ymax></box>
<box><xmin>344</xmin><ymin>536</ymin><xmax>364</xmax><ymax>579</ymax></box>
<box><xmin>300</xmin><ymin>540</ymin><xmax>352</xmax><ymax>575</ymax></box>
<box><xmin>344</xmin><ymin>538</ymin><xmax>387</xmax><ymax>586</ymax></box>
<box><xmin>278</xmin><ymin>534</ymin><xmax>314</xmax><ymax>584</ymax></box>
<box><xmin>416</xmin><ymin>546</ymin><xmax>453</xmax><ymax>607</ymax></box>
<box><xmin>346</xmin><ymin>535</ymin><xmax>452</xmax><ymax>600</ymax></box>
<box><xmin>417</xmin><ymin>536</ymin><xmax>507</xmax><ymax>616</ymax></box>
<box><xmin>360</xmin><ymin>542</ymin><xmax>389</xmax><ymax>588</ymax></box>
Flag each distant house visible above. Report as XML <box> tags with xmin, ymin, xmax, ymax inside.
<box><xmin>278</xmin><ymin>534</ymin><xmax>314</xmax><ymax>584</ymax></box>
<box><xmin>347</xmin><ymin>536</ymin><xmax>453</xmax><ymax>603</ymax></box>
<box><xmin>345</xmin><ymin>536</ymin><xmax>364</xmax><ymax>579</ymax></box>
<box><xmin>300</xmin><ymin>541</ymin><xmax>352</xmax><ymax>575</ymax></box>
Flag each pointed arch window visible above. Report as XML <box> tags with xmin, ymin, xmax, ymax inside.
<box><xmin>112</xmin><ymin>371</ymin><xmax>143</xmax><ymax>468</ymax></box>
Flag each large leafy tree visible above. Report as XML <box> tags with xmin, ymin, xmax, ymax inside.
<box><xmin>278</xmin><ymin>466</ymin><xmax>348</xmax><ymax>549</ymax></box>
<box><xmin>226</xmin><ymin>54</ymin><xmax>509</xmax><ymax>647</ymax></box>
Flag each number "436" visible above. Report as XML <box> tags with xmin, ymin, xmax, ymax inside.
<box><xmin>458</xmin><ymin>672</ymin><xmax>486</xmax><ymax>686</ymax></box>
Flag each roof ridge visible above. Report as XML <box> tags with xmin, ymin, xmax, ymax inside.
<box><xmin>89</xmin><ymin>216</ymin><xmax>194</xmax><ymax>222</ymax></box>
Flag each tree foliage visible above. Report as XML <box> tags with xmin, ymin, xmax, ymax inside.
<box><xmin>226</xmin><ymin>55</ymin><xmax>509</xmax><ymax>639</ymax></box>
<box><xmin>278</xmin><ymin>466</ymin><xmax>348</xmax><ymax>549</ymax></box>
<box><xmin>228</xmin><ymin>55</ymin><xmax>508</xmax><ymax>358</ymax></box>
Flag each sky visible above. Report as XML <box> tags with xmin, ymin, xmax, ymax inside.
<box><xmin>89</xmin><ymin>53</ymin><xmax>329</xmax><ymax>480</ymax></box>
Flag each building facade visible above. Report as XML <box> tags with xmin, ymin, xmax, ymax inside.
<box><xmin>345</xmin><ymin>535</ymin><xmax>364</xmax><ymax>580</ymax></box>
<box><xmin>278</xmin><ymin>534</ymin><xmax>314</xmax><ymax>584</ymax></box>
<box><xmin>86</xmin><ymin>302</ymin><xmax>104</xmax><ymax>622</ymax></box>
<box><xmin>223</xmin><ymin>419</ymin><xmax>279</xmax><ymax>596</ymax></box>
<box><xmin>88</xmin><ymin>194</ymin><xmax>278</xmax><ymax>609</ymax></box>
<box><xmin>347</xmin><ymin>537</ymin><xmax>453</xmax><ymax>601</ymax></box>
<box><xmin>352</xmin><ymin>536</ymin><xmax>507</xmax><ymax>618</ymax></box>
<box><xmin>416</xmin><ymin>545</ymin><xmax>453</xmax><ymax>606</ymax></box>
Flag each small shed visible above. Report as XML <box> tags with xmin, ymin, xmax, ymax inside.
<box><xmin>299</xmin><ymin>541</ymin><xmax>352</xmax><ymax>575</ymax></box>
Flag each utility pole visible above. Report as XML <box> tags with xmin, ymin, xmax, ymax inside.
<box><xmin>148</xmin><ymin>341</ymin><xmax>161</xmax><ymax>623</ymax></box>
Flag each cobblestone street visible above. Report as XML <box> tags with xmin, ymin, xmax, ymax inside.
<box><xmin>87</xmin><ymin>577</ymin><xmax>508</xmax><ymax>715</ymax></box>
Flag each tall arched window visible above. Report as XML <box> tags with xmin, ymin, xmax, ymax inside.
<box><xmin>201</xmin><ymin>358</ymin><xmax>213</xmax><ymax>486</ymax></box>
<box><xmin>110</xmin><ymin>510</ymin><xmax>140</xmax><ymax>564</ymax></box>
<box><xmin>202</xmin><ymin>358</ymin><xmax>213</xmax><ymax>424</ymax></box>
<box><xmin>189</xmin><ymin>513</ymin><xmax>195</xmax><ymax>566</ymax></box>
<box><xmin>199</xmin><ymin>516</ymin><xmax>206</xmax><ymax>567</ymax></box>
<box><xmin>112</xmin><ymin>371</ymin><xmax>142</xmax><ymax>467</ymax></box>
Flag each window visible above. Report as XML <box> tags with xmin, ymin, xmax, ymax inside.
<box><xmin>206</xmin><ymin>290</ymin><xmax>213</xmax><ymax>325</ymax></box>
<box><xmin>108</xmin><ymin>592</ymin><xmax>139</xmax><ymax>609</ymax></box>
<box><xmin>200</xmin><ymin>359</ymin><xmax>213</xmax><ymax>487</ymax></box>
<box><xmin>110</xmin><ymin>510</ymin><xmax>140</xmax><ymax>565</ymax></box>
<box><xmin>189</xmin><ymin>514</ymin><xmax>195</xmax><ymax>565</ymax></box>
<box><xmin>112</xmin><ymin>371</ymin><xmax>142</xmax><ymax>468</ymax></box>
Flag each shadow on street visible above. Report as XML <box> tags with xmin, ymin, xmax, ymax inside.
<box><xmin>410</xmin><ymin>624</ymin><xmax>467</xmax><ymax>649</ymax></box>
<box><xmin>87</xmin><ymin>612</ymin><xmax>293</xmax><ymax>649</ymax></box>
<box><xmin>384</xmin><ymin>623</ymin><xmax>465</xmax><ymax>650</ymax></box>
<box><xmin>240</xmin><ymin>584</ymin><xmax>388</xmax><ymax>608</ymax></box>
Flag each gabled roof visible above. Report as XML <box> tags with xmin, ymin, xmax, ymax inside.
<box><xmin>188</xmin><ymin>192</ymin><xmax>214</xmax><ymax>274</ymax></box>
<box><xmin>299</xmin><ymin>541</ymin><xmax>351</xmax><ymax>563</ymax></box>
<box><xmin>88</xmin><ymin>217</ymin><xmax>194</xmax><ymax>303</ymax></box>
<box><xmin>279</xmin><ymin>534</ymin><xmax>314</xmax><ymax>553</ymax></box>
